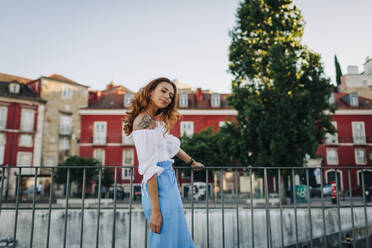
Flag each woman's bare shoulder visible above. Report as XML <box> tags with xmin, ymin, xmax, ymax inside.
<box><xmin>133</xmin><ymin>113</ymin><xmax>157</xmax><ymax>131</ymax></box>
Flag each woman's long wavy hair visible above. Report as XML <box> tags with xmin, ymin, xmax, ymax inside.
<box><xmin>122</xmin><ymin>77</ymin><xmax>180</xmax><ymax>136</ymax></box>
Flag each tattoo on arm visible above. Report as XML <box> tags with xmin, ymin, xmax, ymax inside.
<box><xmin>137</xmin><ymin>114</ymin><xmax>155</xmax><ymax>129</ymax></box>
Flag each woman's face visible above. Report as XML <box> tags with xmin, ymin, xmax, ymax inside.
<box><xmin>150</xmin><ymin>82</ymin><xmax>175</xmax><ymax>109</ymax></box>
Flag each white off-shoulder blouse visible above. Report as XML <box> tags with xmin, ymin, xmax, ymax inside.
<box><xmin>132</xmin><ymin>121</ymin><xmax>181</xmax><ymax>187</ymax></box>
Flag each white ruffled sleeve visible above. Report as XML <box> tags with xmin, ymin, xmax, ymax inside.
<box><xmin>132</xmin><ymin>131</ymin><xmax>164</xmax><ymax>185</ymax></box>
<box><xmin>165</xmin><ymin>134</ymin><xmax>181</xmax><ymax>158</ymax></box>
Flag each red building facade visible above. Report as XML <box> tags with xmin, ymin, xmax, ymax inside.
<box><xmin>316</xmin><ymin>91</ymin><xmax>372</xmax><ymax>191</ymax></box>
<box><xmin>79</xmin><ymin>84</ymin><xmax>236</xmax><ymax>192</ymax></box>
<box><xmin>0</xmin><ymin>80</ymin><xmax>46</xmax><ymax>196</ymax></box>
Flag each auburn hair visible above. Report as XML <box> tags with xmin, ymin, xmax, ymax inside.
<box><xmin>122</xmin><ymin>77</ymin><xmax>180</xmax><ymax>135</ymax></box>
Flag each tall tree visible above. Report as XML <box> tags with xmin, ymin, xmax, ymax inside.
<box><xmin>228</xmin><ymin>0</ymin><xmax>336</xmax><ymax>199</ymax></box>
<box><xmin>334</xmin><ymin>55</ymin><xmax>343</xmax><ymax>87</ymax></box>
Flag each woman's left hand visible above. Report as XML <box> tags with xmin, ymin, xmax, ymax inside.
<box><xmin>191</xmin><ymin>161</ymin><xmax>205</xmax><ymax>171</ymax></box>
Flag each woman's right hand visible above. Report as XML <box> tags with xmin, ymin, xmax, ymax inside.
<box><xmin>150</xmin><ymin>210</ymin><xmax>162</xmax><ymax>234</ymax></box>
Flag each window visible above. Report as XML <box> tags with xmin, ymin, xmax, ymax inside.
<box><xmin>122</xmin><ymin>130</ymin><xmax>134</xmax><ymax>145</ymax></box>
<box><xmin>219</xmin><ymin>121</ymin><xmax>226</xmax><ymax>128</ymax></box>
<box><xmin>20</xmin><ymin>109</ymin><xmax>35</xmax><ymax>132</ymax></box>
<box><xmin>93</xmin><ymin>122</ymin><xmax>107</xmax><ymax>144</ymax></box>
<box><xmin>325</xmin><ymin>121</ymin><xmax>338</xmax><ymax>144</ymax></box>
<box><xmin>326</xmin><ymin>148</ymin><xmax>338</xmax><ymax>165</ymax></box>
<box><xmin>93</xmin><ymin>149</ymin><xmax>105</xmax><ymax>165</ymax></box>
<box><xmin>122</xmin><ymin>168</ymin><xmax>132</xmax><ymax>180</ymax></box>
<box><xmin>328</xmin><ymin>92</ymin><xmax>335</xmax><ymax>105</ymax></box>
<box><xmin>211</xmin><ymin>94</ymin><xmax>221</xmax><ymax>107</ymax></box>
<box><xmin>124</xmin><ymin>93</ymin><xmax>133</xmax><ymax>107</ymax></box>
<box><xmin>123</xmin><ymin>149</ymin><xmax>134</xmax><ymax>166</ymax></box>
<box><xmin>9</xmin><ymin>83</ymin><xmax>20</xmax><ymax>94</ymax></box>
<box><xmin>0</xmin><ymin>106</ymin><xmax>7</xmax><ymax>129</ymax></box>
<box><xmin>350</xmin><ymin>95</ymin><xmax>358</xmax><ymax>106</ymax></box>
<box><xmin>17</xmin><ymin>152</ymin><xmax>32</xmax><ymax>166</ymax></box>
<box><xmin>179</xmin><ymin>93</ymin><xmax>188</xmax><ymax>107</ymax></box>
<box><xmin>59</xmin><ymin>137</ymin><xmax>70</xmax><ymax>150</ymax></box>
<box><xmin>19</xmin><ymin>134</ymin><xmax>33</xmax><ymax>147</ymax></box>
<box><xmin>61</xmin><ymin>86</ymin><xmax>73</xmax><ymax>99</ymax></box>
<box><xmin>180</xmin><ymin>121</ymin><xmax>194</xmax><ymax>136</ymax></box>
<box><xmin>59</xmin><ymin>115</ymin><xmax>72</xmax><ymax>135</ymax></box>
<box><xmin>355</xmin><ymin>148</ymin><xmax>367</xmax><ymax>165</ymax></box>
<box><xmin>0</xmin><ymin>133</ymin><xmax>5</xmax><ymax>164</ymax></box>
<box><xmin>352</xmin><ymin>122</ymin><xmax>366</xmax><ymax>144</ymax></box>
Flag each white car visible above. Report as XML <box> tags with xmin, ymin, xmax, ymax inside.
<box><xmin>188</xmin><ymin>182</ymin><xmax>208</xmax><ymax>201</ymax></box>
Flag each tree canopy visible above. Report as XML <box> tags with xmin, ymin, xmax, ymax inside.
<box><xmin>227</xmin><ymin>0</ymin><xmax>336</xmax><ymax>168</ymax></box>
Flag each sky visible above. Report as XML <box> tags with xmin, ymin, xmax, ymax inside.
<box><xmin>0</xmin><ymin>0</ymin><xmax>371</xmax><ymax>93</ymax></box>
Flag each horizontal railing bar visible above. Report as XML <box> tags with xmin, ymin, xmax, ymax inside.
<box><xmin>2</xmin><ymin>165</ymin><xmax>372</xmax><ymax>169</ymax></box>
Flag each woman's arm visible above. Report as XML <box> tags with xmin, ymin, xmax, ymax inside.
<box><xmin>147</xmin><ymin>174</ymin><xmax>162</xmax><ymax>234</ymax></box>
<box><xmin>176</xmin><ymin>148</ymin><xmax>205</xmax><ymax>170</ymax></box>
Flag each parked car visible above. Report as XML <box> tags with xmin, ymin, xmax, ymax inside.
<box><xmin>187</xmin><ymin>182</ymin><xmax>208</xmax><ymax>201</ymax></box>
<box><xmin>310</xmin><ymin>184</ymin><xmax>332</xmax><ymax>197</ymax></box>
<box><xmin>108</xmin><ymin>186</ymin><xmax>125</xmax><ymax>200</ymax></box>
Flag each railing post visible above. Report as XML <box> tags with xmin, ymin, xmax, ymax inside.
<box><xmin>46</xmin><ymin>167</ymin><xmax>55</xmax><ymax>248</ymax></box>
<box><xmin>112</xmin><ymin>167</ymin><xmax>117</xmax><ymax>248</ymax></box>
<box><xmin>347</xmin><ymin>168</ymin><xmax>356</xmax><ymax>248</ymax></box>
<box><xmin>63</xmin><ymin>167</ymin><xmax>71</xmax><ymax>248</ymax></box>
<box><xmin>206</xmin><ymin>168</ymin><xmax>210</xmax><ymax>248</ymax></box>
<box><xmin>250</xmin><ymin>167</ymin><xmax>254</xmax><ymax>248</ymax></box>
<box><xmin>235</xmin><ymin>169</ymin><xmax>240</xmax><ymax>248</ymax></box>
<box><xmin>220</xmin><ymin>168</ymin><xmax>225</xmax><ymax>248</ymax></box>
<box><xmin>320</xmin><ymin>167</ymin><xmax>327</xmax><ymax>247</ymax></box>
<box><xmin>291</xmin><ymin>168</ymin><xmax>299</xmax><ymax>248</ymax></box>
<box><xmin>361</xmin><ymin>169</ymin><xmax>369</xmax><ymax>248</ymax></box>
<box><xmin>96</xmin><ymin>167</ymin><xmax>102</xmax><ymax>248</ymax></box>
<box><xmin>30</xmin><ymin>167</ymin><xmax>38</xmax><ymax>248</ymax></box>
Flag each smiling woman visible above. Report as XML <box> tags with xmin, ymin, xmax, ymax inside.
<box><xmin>122</xmin><ymin>77</ymin><xmax>204</xmax><ymax>247</ymax></box>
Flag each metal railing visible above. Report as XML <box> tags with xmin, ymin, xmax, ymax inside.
<box><xmin>0</xmin><ymin>165</ymin><xmax>372</xmax><ymax>248</ymax></box>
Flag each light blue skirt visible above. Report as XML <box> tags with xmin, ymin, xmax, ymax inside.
<box><xmin>142</xmin><ymin>160</ymin><xmax>195</xmax><ymax>248</ymax></box>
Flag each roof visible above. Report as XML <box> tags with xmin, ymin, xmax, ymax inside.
<box><xmin>334</xmin><ymin>92</ymin><xmax>372</xmax><ymax>110</ymax></box>
<box><xmin>101</xmin><ymin>83</ymin><xmax>134</xmax><ymax>94</ymax></box>
<box><xmin>0</xmin><ymin>72</ymin><xmax>33</xmax><ymax>84</ymax></box>
<box><xmin>42</xmin><ymin>74</ymin><xmax>89</xmax><ymax>88</ymax></box>
<box><xmin>84</xmin><ymin>88</ymin><xmax>233</xmax><ymax>110</ymax></box>
<box><xmin>87</xmin><ymin>93</ymin><xmax>125</xmax><ymax>109</ymax></box>
<box><xmin>0</xmin><ymin>81</ymin><xmax>46</xmax><ymax>103</ymax></box>
<box><xmin>178</xmin><ymin>91</ymin><xmax>233</xmax><ymax>109</ymax></box>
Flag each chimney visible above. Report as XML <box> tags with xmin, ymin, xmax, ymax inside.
<box><xmin>106</xmin><ymin>81</ymin><xmax>116</xmax><ymax>90</ymax></box>
<box><xmin>96</xmin><ymin>90</ymin><xmax>102</xmax><ymax>100</ymax></box>
<box><xmin>196</xmin><ymin>88</ymin><xmax>203</xmax><ymax>103</ymax></box>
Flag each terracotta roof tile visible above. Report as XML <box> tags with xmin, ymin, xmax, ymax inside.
<box><xmin>43</xmin><ymin>74</ymin><xmax>89</xmax><ymax>88</ymax></box>
<box><xmin>0</xmin><ymin>72</ymin><xmax>33</xmax><ymax>84</ymax></box>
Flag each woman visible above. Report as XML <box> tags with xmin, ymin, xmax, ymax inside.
<box><xmin>122</xmin><ymin>77</ymin><xmax>204</xmax><ymax>247</ymax></box>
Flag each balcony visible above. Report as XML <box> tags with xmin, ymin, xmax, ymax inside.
<box><xmin>92</xmin><ymin>137</ymin><xmax>107</xmax><ymax>145</ymax></box>
<box><xmin>59</xmin><ymin>127</ymin><xmax>72</xmax><ymax>136</ymax></box>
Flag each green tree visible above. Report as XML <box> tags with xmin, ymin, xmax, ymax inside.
<box><xmin>228</xmin><ymin>0</ymin><xmax>336</xmax><ymax>200</ymax></box>
<box><xmin>55</xmin><ymin>156</ymin><xmax>100</xmax><ymax>193</ymax></box>
<box><xmin>334</xmin><ymin>55</ymin><xmax>343</xmax><ymax>87</ymax></box>
<box><xmin>174</xmin><ymin>127</ymin><xmax>233</xmax><ymax>182</ymax></box>
<box><xmin>101</xmin><ymin>168</ymin><xmax>114</xmax><ymax>189</ymax></box>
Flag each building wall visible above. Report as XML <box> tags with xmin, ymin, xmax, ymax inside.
<box><xmin>0</xmin><ymin>97</ymin><xmax>45</xmax><ymax>196</ymax></box>
<box><xmin>316</xmin><ymin>114</ymin><xmax>372</xmax><ymax>190</ymax></box>
<box><xmin>79</xmin><ymin>110</ymin><xmax>236</xmax><ymax>186</ymax></box>
<box><xmin>40</xmin><ymin>78</ymin><xmax>89</xmax><ymax>166</ymax></box>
